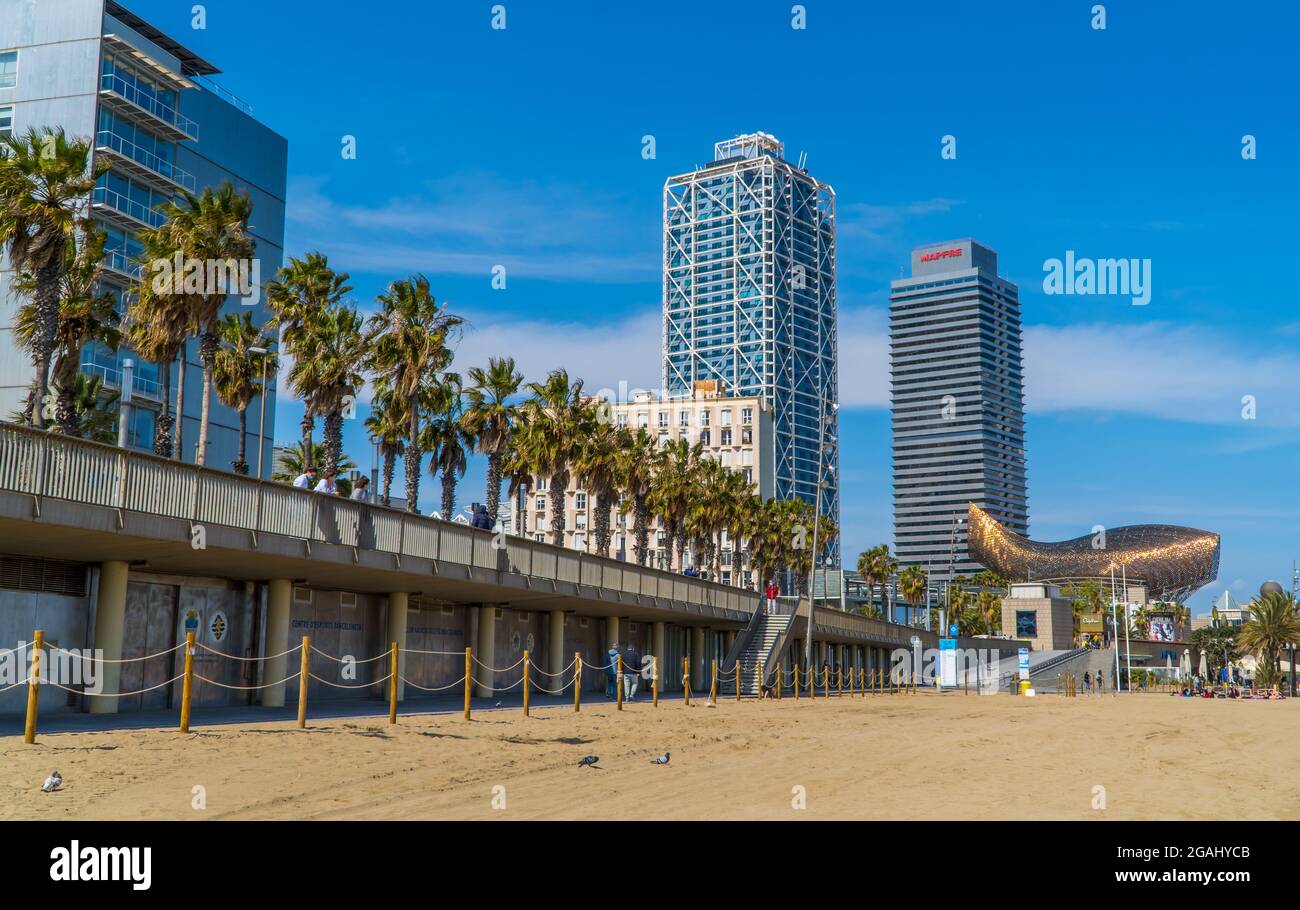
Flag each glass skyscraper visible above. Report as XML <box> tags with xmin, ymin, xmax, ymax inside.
<box><xmin>889</xmin><ymin>239</ymin><xmax>1028</xmax><ymax>581</ymax></box>
<box><xmin>0</xmin><ymin>0</ymin><xmax>286</xmax><ymax>471</ymax></box>
<box><xmin>662</xmin><ymin>133</ymin><xmax>839</xmax><ymax>556</ymax></box>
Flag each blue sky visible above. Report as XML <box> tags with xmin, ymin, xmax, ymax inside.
<box><xmin>131</xmin><ymin>0</ymin><xmax>1299</xmax><ymax>613</ymax></box>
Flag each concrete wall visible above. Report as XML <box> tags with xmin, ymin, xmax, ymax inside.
<box><xmin>1002</xmin><ymin>596</ymin><xmax>1074</xmax><ymax>651</ymax></box>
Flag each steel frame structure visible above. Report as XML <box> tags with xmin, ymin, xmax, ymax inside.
<box><xmin>661</xmin><ymin>134</ymin><xmax>840</xmax><ymax>561</ymax></box>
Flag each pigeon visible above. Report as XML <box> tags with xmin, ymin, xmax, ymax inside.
<box><xmin>578</xmin><ymin>755</ymin><xmax>600</xmax><ymax>768</ymax></box>
<box><xmin>41</xmin><ymin>771</ymin><xmax>61</xmax><ymax>793</ymax></box>
<box><xmin>493</xmin><ymin>701</ymin><xmax>503</xmax><ymax>708</ymax></box>
<box><xmin>650</xmin><ymin>752</ymin><xmax>670</xmax><ymax>765</ymax></box>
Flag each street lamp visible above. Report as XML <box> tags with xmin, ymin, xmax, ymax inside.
<box><xmin>116</xmin><ymin>358</ymin><xmax>134</xmax><ymax>449</ymax></box>
<box><xmin>249</xmin><ymin>345</ymin><xmax>272</xmax><ymax>479</ymax></box>
<box><xmin>804</xmin><ymin>399</ymin><xmax>838</xmax><ymax>675</ymax></box>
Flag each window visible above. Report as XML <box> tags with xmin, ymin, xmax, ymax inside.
<box><xmin>741</xmin><ymin>428</ymin><xmax>752</xmax><ymax>445</ymax></box>
<box><xmin>637</xmin><ymin>412</ymin><xmax>648</xmax><ymax>428</ymax></box>
<box><xmin>699</xmin><ymin>429</ymin><xmax>710</xmax><ymax>446</ymax></box>
<box><xmin>575</xmin><ymin>513</ymin><xmax>587</xmax><ymax>529</ymax></box>
<box><xmin>741</xmin><ymin>408</ymin><xmax>753</xmax><ymax>425</ymax></box>
<box><xmin>678</xmin><ymin>409</ymin><xmax>689</xmax><ymax>426</ymax></box>
<box><xmin>743</xmin><ymin>468</ymin><xmax>753</xmax><ymax>484</ymax></box>
<box><xmin>0</xmin><ymin>51</ymin><xmax>17</xmax><ymax>89</ymax></box>
<box><xmin>0</xmin><ymin>105</ymin><xmax>12</xmax><ymax>138</ymax></box>
<box><xmin>616</xmin><ymin>413</ymin><xmax>628</xmax><ymax>428</ymax></box>
<box><xmin>534</xmin><ymin>496</ymin><xmax>545</xmax><ymax>511</ymax></box>
<box><xmin>720</xmin><ymin>428</ymin><xmax>732</xmax><ymax>446</ymax></box>
<box><xmin>657</xmin><ymin>412</ymin><xmax>668</xmax><ymax>428</ymax></box>
<box><xmin>721</xmin><ymin>410</ymin><xmax>732</xmax><ymax>426</ymax></box>
<box><xmin>699</xmin><ymin>410</ymin><xmax>711</xmax><ymax>427</ymax></box>
<box><xmin>575</xmin><ymin>492</ymin><xmax>587</xmax><ymax>511</ymax></box>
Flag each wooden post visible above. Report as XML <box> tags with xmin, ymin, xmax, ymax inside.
<box><xmin>777</xmin><ymin>662</ymin><xmax>783</xmax><ymax>701</ymax></box>
<box><xmin>24</xmin><ymin>629</ymin><xmax>43</xmax><ymax>744</ymax></box>
<box><xmin>794</xmin><ymin>663</ymin><xmax>800</xmax><ymax>701</ymax></box>
<box><xmin>388</xmin><ymin>641</ymin><xmax>398</xmax><ymax>724</ymax></box>
<box><xmin>651</xmin><ymin>655</ymin><xmax>658</xmax><ymax>707</ymax></box>
<box><xmin>823</xmin><ymin>665</ymin><xmax>830</xmax><ymax>700</ymax></box>
<box><xmin>464</xmin><ymin>647</ymin><xmax>472</xmax><ymax>720</ymax></box>
<box><xmin>523</xmin><ymin>649</ymin><xmax>531</xmax><ymax>717</ymax></box>
<box><xmin>179</xmin><ymin>631</ymin><xmax>196</xmax><ymax>733</ymax></box>
<box><xmin>734</xmin><ymin>661</ymin><xmax>741</xmax><ymax>702</ymax></box>
<box><xmin>710</xmin><ymin>659</ymin><xmax>717</xmax><ymax>706</ymax></box>
<box><xmin>838</xmin><ymin>665</ymin><xmax>844</xmax><ymax>697</ymax></box>
<box><xmin>574</xmin><ymin>653</ymin><xmax>582</xmax><ymax>713</ymax></box>
<box><xmin>616</xmin><ymin>654</ymin><xmax>623</xmax><ymax>711</ymax></box>
<box><xmin>296</xmin><ymin>635</ymin><xmax>310</xmax><ymax>729</ymax></box>
<box><xmin>683</xmin><ymin>657</ymin><xmax>690</xmax><ymax>707</ymax></box>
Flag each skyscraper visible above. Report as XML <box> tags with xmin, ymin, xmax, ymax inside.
<box><xmin>662</xmin><ymin>133</ymin><xmax>839</xmax><ymax>553</ymax></box>
<box><xmin>890</xmin><ymin>239</ymin><xmax>1027</xmax><ymax>581</ymax></box>
<box><xmin>0</xmin><ymin>0</ymin><xmax>286</xmax><ymax>471</ymax></box>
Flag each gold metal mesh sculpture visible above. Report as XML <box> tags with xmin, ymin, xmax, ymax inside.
<box><xmin>966</xmin><ymin>503</ymin><xmax>1219</xmax><ymax>601</ymax></box>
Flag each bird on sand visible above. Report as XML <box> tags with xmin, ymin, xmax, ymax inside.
<box><xmin>41</xmin><ymin>771</ymin><xmax>62</xmax><ymax>792</ymax></box>
<box><xmin>650</xmin><ymin>752</ymin><xmax>670</xmax><ymax>765</ymax></box>
<box><xmin>578</xmin><ymin>755</ymin><xmax>600</xmax><ymax>768</ymax></box>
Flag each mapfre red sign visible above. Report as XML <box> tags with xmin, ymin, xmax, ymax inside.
<box><xmin>920</xmin><ymin>248</ymin><xmax>963</xmax><ymax>262</ymax></box>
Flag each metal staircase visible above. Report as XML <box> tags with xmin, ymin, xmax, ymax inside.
<box><xmin>725</xmin><ymin>610</ymin><xmax>794</xmax><ymax>695</ymax></box>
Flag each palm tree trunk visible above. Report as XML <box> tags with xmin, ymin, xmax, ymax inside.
<box><xmin>731</xmin><ymin>535</ymin><xmax>743</xmax><ymax>587</ymax></box>
<box><xmin>633</xmin><ymin>495</ymin><xmax>649</xmax><ymax>565</ymax></box>
<box><xmin>172</xmin><ymin>354</ymin><xmax>186</xmax><ymax>460</ymax></box>
<box><xmin>381</xmin><ymin>448</ymin><xmax>395</xmax><ymax>507</ymax></box>
<box><xmin>548</xmin><ymin>472</ymin><xmax>565</xmax><ymax>547</ymax></box>
<box><xmin>440</xmin><ymin>468</ymin><xmax>456</xmax><ymax>519</ymax></box>
<box><xmin>231</xmin><ymin>406</ymin><xmax>249</xmax><ymax>474</ymax></box>
<box><xmin>322</xmin><ymin>409</ymin><xmax>343</xmax><ymax>474</ymax></box>
<box><xmin>196</xmin><ymin>330</ymin><xmax>217</xmax><ymax>466</ymax></box>
<box><xmin>713</xmin><ymin>530</ymin><xmax>723</xmax><ymax>580</ymax></box>
<box><xmin>154</xmin><ymin>361</ymin><xmax>173</xmax><ymax>457</ymax></box>
<box><xmin>485</xmin><ymin>451</ymin><xmax>502</xmax><ymax>522</ymax></box>
<box><xmin>54</xmin><ymin>360</ymin><xmax>80</xmax><ymax>437</ymax></box>
<box><xmin>594</xmin><ymin>493</ymin><xmax>612</xmax><ymax>557</ymax></box>
<box><xmin>404</xmin><ymin>400</ymin><xmax>420</xmax><ymax>513</ymax></box>
<box><xmin>29</xmin><ymin>263</ymin><xmax>61</xmax><ymax>430</ymax></box>
<box><xmin>300</xmin><ymin>409</ymin><xmax>314</xmax><ymax>469</ymax></box>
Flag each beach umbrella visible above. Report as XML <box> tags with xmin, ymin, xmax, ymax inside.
<box><xmin>1198</xmin><ymin>650</ymin><xmax>1208</xmax><ymax>679</ymax></box>
<box><xmin>1181</xmin><ymin>648</ymin><xmax>1191</xmax><ymax>678</ymax></box>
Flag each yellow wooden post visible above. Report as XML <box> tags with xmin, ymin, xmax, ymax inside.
<box><xmin>616</xmin><ymin>654</ymin><xmax>623</xmax><ymax>711</ymax></box>
<box><xmin>574</xmin><ymin>653</ymin><xmax>582</xmax><ymax>713</ymax></box>
<box><xmin>523</xmin><ymin>649</ymin><xmax>532</xmax><ymax>717</ymax></box>
<box><xmin>464</xmin><ymin>647</ymin><xmax>472</xmax><ymax>720</ymax></box>
<box><xmin>683</xmin><ymin>657</ymin><xmax>690</xmax><ymax>707</ymax></box>
<box><xmin>388</xmin><ymin>641</ymin><xmax>398</xmax><ymax>725</ymax></box>
<box><xmin>651</xmin><ymin>655</ymin><xmax>658</xmax><ymax>707</ymax></box>
<box><xmin>794</xmin><ymin>663</ymin><xmax>800</xmax><ymax>701</ymax></box>
<box><xmin>23</xmin><ymin>629</ymin><xmax>43</xmax><ymax>745</ymax></box>
<box><xmin>735</xmin><ymin>661</ymin><xmax>741</xmax><ymax>702</ymax></box>
<box><xmin>838</xmin><ymin>665</ymin><xmax>844</xmax><ymax>697</ymax></box>
<box><xmin>777</xmin><ymin>661</ymin><xmax>782</xmax><ymax>701</ymax></box>
<box><xmin>296</xmin><ymin>635</ymin><xmax>310</xmax><ymax>729</ymax></box>
<box><xmin>824</xmin><ymin>665</ymin><xmax>830</xmax><ymax>699</ymax></box>
<box><xmin>179</xmin><ymin>631</ymin><xmax>196</xmax><ymax>733</ymax></box>
<box><xmin>710</xmin><ymin>659</ymin><xmax>717</xmax><ymax>705</ymax></box>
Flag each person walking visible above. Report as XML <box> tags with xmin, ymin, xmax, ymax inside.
<box><xmin>623</xmin><ymin>645</ymin><xmax>642</xmax><ymax>701</ymax></box>
<box><xmin>764</xmin><ymin>580</ymin><xmax>779</xmax><ymax>615</ymax></box>
<box><xmin>351</xmin><ymin>476</ymin><xmax>374</xmax><ymax>548</ymax></box>
<box><xmin>1083</xmin><ymin>671</ymin><xmax>1092</xmax><ymax>694</ymax></box>
<box><xmin>314</xmin><ymin>469</ymin><xmax>340</xmax><ymax>542</ymax></box>
<box><xmin>604</xmin><ymin>648</ymin><xmax>620</xmax><ymax>700</ymax></box>
<box><xmin>350</xmin><ymin>475</ymin><xmax>371</xmax><ymax>503</ymax></box>
<box><xmin>293</xmin><ymin>465</ymin><xmax>318</xmax><ymax>489</ymax></box>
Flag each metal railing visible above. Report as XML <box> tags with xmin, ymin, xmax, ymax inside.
<box><xmin>98</xmin><ymin>72</ymin><xmax>199</xmax><ymax>139</ymax></box>
<box><xmin>96</xmin><ymin>130</ymin><xmax>196</xmax><ymax>192</ymax></box>
<box><xmin>91</xmin><ymin>185</ymin><xmax>167</xmax><ymax>229</ymax></box>
<box><xmin>0</xmin><ymin>422</ymin><xmax>757</xmax><ymax>619</ymax></box>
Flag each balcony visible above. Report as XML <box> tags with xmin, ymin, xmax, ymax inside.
<box><xmin>91</xmin><ymin>185</ymin><xmax>167</xmax><ymax>232</ymax></box>
<box><xmin>80</xmin><ymin>359</ymin><xmax>162</xmax><ymax>401</ymax></box>
<box><xmin>95</xmin><ymin>130</ymin><xmax>195</xmax><ymax>193</ymax></box>
<box><xmin>100</xmin><ymin>247</ymin><xmax>142</xmax><ymax>284</ymax></box>
<box><xmin>98</xmin><ymin>72</ymin><xmax>198</xmax><ymax>142</ymax></box>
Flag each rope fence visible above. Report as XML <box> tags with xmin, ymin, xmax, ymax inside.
<box><xmin>10</xmin><ymin>624</ymin><xmax>939</xmax><ymax>743</ymax></box>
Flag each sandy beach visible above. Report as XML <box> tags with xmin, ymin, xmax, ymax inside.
<box><xmin>3</xmin><ymin>692</ymin><xmax>1297</xmax><ymax>821</ymax></box>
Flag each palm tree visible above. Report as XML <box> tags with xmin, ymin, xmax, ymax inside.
<box><xmin>612</xmin><ymin>427</ymin><xmax>658</xmax><ymax>566</ymax></box>
<box><xmin>1238</xmin><ymin>591</ymin><xmax>1300</xmax><ymax>683</ymax></box>
<box><xmin>146</xmin><ymin>184</ymin><xmax>255</xmax><ymax>466</ymax></box>
<box><xmin>272</xmin><ymin>441</ymin><xmax>355</xmax><ymax>497</ymax></box>
<box><xmin>1191</xmin><ymin>623</ymin><xmax>1239</xmax><ymax>682</ymax></box>
<box><xmin>213</xmin><ymin>311</ymin><xmax>276</xmax><ymax>475</ymax></box>
<box><xmin>424</xmin><ymin>374</ymin><xmax>469</xmax><ymax>520</ymax></box>
<box><xmin>460</xmin><ymin>357</ymin><xmax>522</xmax><ymax>524</ymax></box>
<box><xmin>976</xmin><ymin>589</ymin><xmax>1001</xmax><ymax>634</ymax></box>
<box><xmin>12</xmin><ymin>225</ymin><xmax>120</xmax><ymax>435</ymax></box>
<box><xmin>265</xmin><ymin>252</ymin><xmax>354</xmax><ymax>469</ymax></box>
<box><xmin>514</xmin><ymin>369</ymin><xmax>592</xmax><ymax>546</ymax></box>
<box><xmin>364</xmin><ymin>386</ymin><xmax>407</xmax><ymax>507</ymax></box>
<box><xmin>857</xmin><ymin>544</ymin><xmax>897</xmax><ymax>622</ymax></box>
<box><xmin>289</xmin><ymin>303</ymin><xmax>367</xmax><ymax>475</ymax></box>
<box><xmin>898</xmin><ymin>564</ymin><xmax>928</xmax><ymax>625</ymax></box>
<box><xmin>648</xmin><ymin>437</ymin><xmax>703</xmax><ymax>571</ymax></box>
<box><xmin>716</xmin><ymin>467</ymin><xmax>755</xmax><ymax>585</ymax></box>
<box><xmin>122</xmin><ymin>296</ymin><xmax>184</xmax><ymax>457</ymax></box>
<box><xmin>66</xmin><ymin>372</ymin><xmax>120</xmax><ymax>444</ymax></box>
<box><xmin>573</xmin><ymin>418</ymin><xmax>621</xmax><ymax>557</ymax></box>
<box><xmin>0</xmin><ymin>127</ymin><xmax>105</xmax><ymax>427</ymax></box>
<box><xmin>685</xmin><ymin>457</ymin><xmax>730</xmax><ymax>577</ymax></box>
<box><xmin>367</xmin><ymin>275</ymin><xmax>462</xmax><ymax>513</ymax></box>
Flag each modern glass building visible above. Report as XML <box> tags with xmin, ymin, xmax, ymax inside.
<box><xmin>662</xmin><ymin>133</ymin><xmax>839</xmax><ymax>558</ymax></box>
<box><xmin>0</xmin><ymin>0</ymin><xmax>286</xmax><ymax>472</ymax></box>
<box><xmin>890</xmin><ymin>239</ymin><xmax>1027</xmax><ymax>581</ymax></box>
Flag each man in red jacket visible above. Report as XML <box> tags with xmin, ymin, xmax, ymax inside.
<box><xmin>764</xmin><ymin>580</ymin><xmax>779</xmax><ymax>615</ymax></box>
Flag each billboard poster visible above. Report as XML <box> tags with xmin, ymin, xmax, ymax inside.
<box><xmin>1148</xmin><ymin>617</ymin><xmax>1175</xmax><ymax>642</ymax></box>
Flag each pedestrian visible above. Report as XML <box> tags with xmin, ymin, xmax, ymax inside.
<box><xmin>605</xmin><ymin>648</ymin><xmax>620</xmax><ymax>700</ymax></box>
<box><xmin>1083</xmin><ymin>671</ymin><xmax>1091</xmax><ymax>693</ymax></box>
<box><xmin>293</xmin><ymin>465</ymin><xmax>318</xmax><ymax>489</ymax></box>
<box><xmin>623</xmin><ymin>645</ymin><xmax>642</xmax><ymax>701</ymax></box>
<box><xmin>764</xmin><ymin>579</ymin><xmax>779</xmax><ymax>615</ymax></box>
<box><xmin>471</xmin><ymin>503</ymin><xmax>493</xmax><ymax>530</ymax></box>
<box><xmin>351</xmin><ymin>477</ymin><xmax>374</xmax><ymax>548</ymax></box>
<box><xmin>313</xmin><ymin>469</ymin><xmax>339</xmax><ymax>495</ymax></box>
<box><xmin>313</xmin><ymin>469</ymin><xmax>340</xmax><ymax>542</ymax></box>
<box><xmin>350</xmin><ymin>475</ymin><xmax>371</xmax><ymax>502</ymax></box>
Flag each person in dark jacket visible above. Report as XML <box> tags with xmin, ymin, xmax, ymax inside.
<box><xmin>471</xmin><ymin>503</ymin><xmax>493</xmax><ymax>530</ymax></box>
<box><xmin>622</xmin><ymin>646</ymin><xmax>642</xmax><ymax>700</ymax></box>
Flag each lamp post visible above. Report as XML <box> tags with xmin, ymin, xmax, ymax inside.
<box><xmin>249</xmin><ymin>346</ymin><xmax>271</xmax><ymax>479</ymax></box>
<box><xmin>803</xmin><ymin>399</ymin><xmax>838</xmax><ymax>674</ymax></box>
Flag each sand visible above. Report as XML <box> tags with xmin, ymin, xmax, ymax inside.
<box><xmin>3</xmin><ymin>692</ymin><xmax>1298</xmax><ymax>821</ymax></box>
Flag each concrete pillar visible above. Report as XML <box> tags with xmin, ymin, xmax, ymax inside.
<box><xmin>652</xmin><ymin>621</ymin><xmax>666</xmax><ymax>685</ymax></box>
<box><xmin>387</xmin><ymin>592</ymin><xmax>408</xmax><ymax>702</ymax></box>
<box><xmin>691</xmin><ymin>626</ymin><xmax>706</xmax><ymax>692</ymax></box>
<box><xmin>476</xmin><ymin>605</ymin><xmax>496</xmax><ymax>698</ymax></box>
<box><xmin>605</xmin><ymin>615</ymin><xmax>620</xmax><ymax>650</ymax></box>
<box><xmin>549</xmin><ymin>610</ymin><xmax>566</xmax><ymax>679</ymax></box>
<box><xmin>262</xmin><ymin>579</ymin><xmax>293</xmax><ymax>708</ymax></box>
<box><xmin>88</xmin><ymin>561</ymin><xmax>129</xmax><ymax>715</ymax></box>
